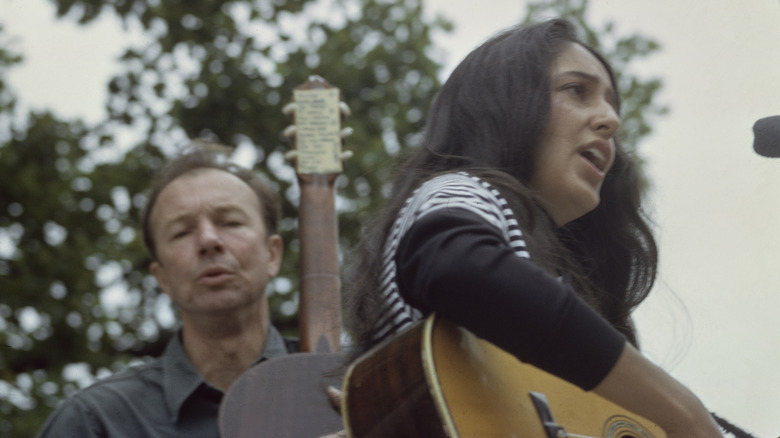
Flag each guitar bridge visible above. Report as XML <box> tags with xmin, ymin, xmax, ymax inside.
<box><xmin>530</xmin><ymin>392</ymin><xmax>568</xmax><ymax>438</ymax></box>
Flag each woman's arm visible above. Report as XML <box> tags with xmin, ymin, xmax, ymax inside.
<box><xmin>396</xmin><ymin>208</ymin><xmax>722</xmax><ymax>436</ymax></box>
<box><xmin>396</xmin><ymin>209</ymin><xmax>626</xmax><ymax>390</ymax></box>
<box><xmin>594</xmin><ymin>344</ymin><xmax>722</xmax><ymax>437</ymax></box>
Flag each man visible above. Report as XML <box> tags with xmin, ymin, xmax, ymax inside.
<box><xmin>39</xmin><ymin>142</ymin><xmax>291</xmax><ymax>437</ymax></box>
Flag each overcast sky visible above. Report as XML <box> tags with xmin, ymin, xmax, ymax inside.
<box><xmin>3</xmin><ymin>0</ymin><xmax>780</xmax><ymax>436</ymax></box>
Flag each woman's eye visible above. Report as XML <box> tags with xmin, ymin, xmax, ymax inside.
<box><xmin>564</xmin><ymin>83</ymin><xmax>587</xmax><ymax>96</ymax></box>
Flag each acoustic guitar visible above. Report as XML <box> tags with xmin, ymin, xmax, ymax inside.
<box><xmin>218</xmin><ymin>76</ymin><xmax>351</xmax><ymax>438</ymax></box>
<box><xmin>341</xmin><ymin>314</ymin><xmax>666</xmax><ymax>438</ymax></box>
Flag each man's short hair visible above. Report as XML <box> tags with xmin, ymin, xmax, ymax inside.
<box><xmin>141</xmin><ymin>141</ymin><xmax>281</xmax><ymax>262</ymax></box>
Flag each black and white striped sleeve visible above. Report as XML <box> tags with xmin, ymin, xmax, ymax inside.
<box><xmin>395</xmin><ymin>208</ymin><xmax>626</xmax><ymax>391</ymax></box>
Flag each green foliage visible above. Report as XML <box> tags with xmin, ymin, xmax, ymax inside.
<box><xmin>1</xmin><ymin>0</ymin><xmax>448</xmax><ymax>434</ymax></box>
<box><xmin>0</xmin><ymin>24</ymin><xmax>21</xmax><ymax>116</ymax></box>
<box><xmin>0</xmin><ymin>0</ymin><xmax>665</xmax><ymax>435</ymax></box>
<box><xmin>1</xmin><ymin>111</ymin><xmax>163</xmax><ymax>435</ymax></box>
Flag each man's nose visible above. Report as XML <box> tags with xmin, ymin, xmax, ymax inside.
<box><xmin>197</xmin><ymin>221</ymin><xmax>224</xmax><ymax>255</ymax></box>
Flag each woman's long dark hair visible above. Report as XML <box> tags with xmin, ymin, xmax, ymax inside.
<box><xmin>343</xmin><ymin>19</ymin><xmax>657</xmax><ymax>353</ymax></box>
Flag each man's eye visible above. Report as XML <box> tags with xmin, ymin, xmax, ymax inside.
<box><xmin>172</xmin><ymin>230</ymin><xmax>189</xmax><ymax>239</ymax></box>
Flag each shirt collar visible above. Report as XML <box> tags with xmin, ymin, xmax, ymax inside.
<box><xmin>162</xmin><ymin>325</ymin><xmax>290</xmax><ymax>423</ymax></box>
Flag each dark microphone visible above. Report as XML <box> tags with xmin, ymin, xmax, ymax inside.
<box><xmin>753</xmin><ymin>115</ymin><xmax>780</xmax><ymax>158</ymax></box>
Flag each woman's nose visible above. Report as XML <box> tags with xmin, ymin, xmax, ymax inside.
<box><xmin>592</xmin><ymin>100</ymin><xmax>621</xmax><ymax>138</ymax></box>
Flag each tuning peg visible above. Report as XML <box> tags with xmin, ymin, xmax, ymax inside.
<box><xmin>283</xmin><ymin>125</ymin><xmax>296</xmax><ymax>139</ymax></box>
<box><xmin>285</xmin><ymin>100</ymin><xmax>349</xmax><ymax>118</ymax></box>
<box><xmin>284</xmin><ymin>150</ymin><xmax>298</xmax><ymax>161</ymax></box>
<box><xmin>339</xmin><ymin>102</ymin><xmax>351</xmax><ymax>117</ymax></box>
<box><xmin>340</xmin><ymin>150</ymin><xmax>354</xmax><ymax>160</ymax></box>
<box><xmin>282</xmin><ymin>102</ymin><xmax>297</xmax><ymax>117</ymax></box>
<box><xmin>340</xmin><ymin>127</ymin><xmax>353</xmax><ymax>139</ymax></box>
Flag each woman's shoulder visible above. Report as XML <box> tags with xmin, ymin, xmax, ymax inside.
<box><xmin>419</xmin><ymin>171</ymin><xmax>485</xmax><ymax>188</ymax></box>
<box><xmin>414</xmin><ymin>171</ymin><xmax>499</xmax><ymax>202</ymax></box>
<box><xmin>401</xmin><ymin>171</ymin><xmax>516</xmax><ymax>234</ymax></box>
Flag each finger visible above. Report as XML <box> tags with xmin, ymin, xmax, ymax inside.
<box><xmin>326</xmin><ymin>385</ymin><xmax>342</xmax><ymax>410</ymax></box>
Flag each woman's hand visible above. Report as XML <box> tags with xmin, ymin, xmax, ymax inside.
<box><xmin>319</xmin><ymin>386</ymin><xmax>346</xmax><ymax>438</ymax></box>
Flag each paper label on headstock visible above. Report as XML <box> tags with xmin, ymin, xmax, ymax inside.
<box><xmin>293</xmin><ymin>88</ymin><xmax>343</xmax><ymax>174</ymax></box>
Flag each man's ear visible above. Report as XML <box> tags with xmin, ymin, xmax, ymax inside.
<box><xmin>266</xmin><ymin>234</ymin><xmax>283</xmax><ymax>278</ymax></box>
<box><xmin>150</xmin><ymin>261</ymin><xmax>171</xmax><ymax>296</ymax></box>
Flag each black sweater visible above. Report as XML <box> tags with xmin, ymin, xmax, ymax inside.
<box><xmin>395</xmin><ymin>209</ymin><xmax>626</xmax><ymax>391</ymax></box>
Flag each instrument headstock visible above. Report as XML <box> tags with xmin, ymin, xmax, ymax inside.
<box><xmin>282</xmin><ymin>76</ymin><xmax>352</xmax><ymax>177</ymax></box>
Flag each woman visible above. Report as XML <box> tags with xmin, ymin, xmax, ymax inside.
<box><xmin>343</xmin><ymin>19</ymin><xmax>723</xmax><ymax>436</ymax></box>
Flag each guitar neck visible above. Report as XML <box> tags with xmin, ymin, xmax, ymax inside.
<box><xmin>287</xmin><ymin>76</ymin><xmax>346</xmax><ymax>354</ymax></box>
<box><xmin>297</xmin><ymin>173</ymin><xmax>341</xmax><ymax>353</ymax></box>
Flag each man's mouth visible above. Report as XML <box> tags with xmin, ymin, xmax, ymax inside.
<box><xmin>199</xmin><ymin>266</ymin><xmax>232</xmax><ymax>281</ymax></box>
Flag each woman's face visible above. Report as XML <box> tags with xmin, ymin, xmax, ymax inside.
<box><xmin>530</xmin><ymin>43</ymin><xmax>621</xmax><ymax>226</ymax></box>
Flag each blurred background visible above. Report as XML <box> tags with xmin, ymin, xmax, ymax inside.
<box><xmin>1</xmin><ymin>0</ymin><xmax>778</xmax><ymax>436</ymax></box>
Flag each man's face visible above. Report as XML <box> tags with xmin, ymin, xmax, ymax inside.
<box><xmin>149</xmin><ymin>168</ymin><xmax>282</xmax><ymax>318</ymax></box>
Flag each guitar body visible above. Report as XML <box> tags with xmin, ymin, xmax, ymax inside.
<box><xmin>219</xmin><ymin>353</ymin><xmax>345</xmax><ymax>438</ymax></box>
<box><xmin>342</xmin><ymin>315</ymin><xmax>665</xmax><ymax>438</ymax></box>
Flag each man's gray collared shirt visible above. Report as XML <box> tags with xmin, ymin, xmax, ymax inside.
<box><xmin>37</xmin><ymin>326</ymin><xmax>290</xmax><ymax>437</ymax></box>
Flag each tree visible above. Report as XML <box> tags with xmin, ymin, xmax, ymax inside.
<box><xmin>0</xmin><ymin>0</ymin><xmax>450</xmax><ymax>434</ymax></box>
<box><xmin>0</xmin><ymin>0</ymin><xmax>666</xmax><ymax>435</ymax></box>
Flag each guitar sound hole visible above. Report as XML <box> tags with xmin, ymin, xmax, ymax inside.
<box><xmin>604</xmin><ymin>415</ymin><xmax>652</xmax><ymax>438</ymax></box>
